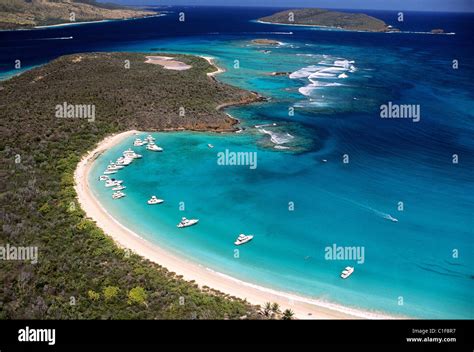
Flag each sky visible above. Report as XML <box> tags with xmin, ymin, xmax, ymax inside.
<box><xmin>105</xmin><ymin>0</ymin><xmax>474</xmax><ymax>13</ymax></box>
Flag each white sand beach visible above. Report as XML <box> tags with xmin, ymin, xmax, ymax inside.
<box><xmin>200</xmin><ymin>56</ymin><xmax>226</xmax><ymax>76</ymax></box>
<box><xmin>74</xmin><ymin>130</ymin><xmax>398</xmax><ymax>320</ymax></box>
<box><xmin>145</xmin><ymin>56</ymin><xmax>192</xmax><ymax>70</ymax></box>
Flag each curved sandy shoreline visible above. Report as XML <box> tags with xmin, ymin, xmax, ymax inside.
<box><xmin>74</xmin><ymin>130</ymin><xmax>398</xmax><ymax>320</ymax></box>
<box><xmin>199</xmin><ymin>55</ymin><xmax>226</xmax><ymax>77</ymax></box>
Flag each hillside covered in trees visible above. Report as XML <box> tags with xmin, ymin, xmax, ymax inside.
<box><xmin>259</xmin><ymin>8</ymin><xmax>396</xmax><ymax>32</ymax></box>
<box><xmin>0</xmin><ymin>52</ymin><xmax>265</xmax><ymax>319</ymax></box>
<box><xmin>0</xmin><ymin>0</ymin><xmax>156</xmax><ymax>29</ymax></box>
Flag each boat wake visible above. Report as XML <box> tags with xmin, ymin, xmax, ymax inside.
<box><xmin>34</xmin><ymin>36</ymin><xmax>74</xmax><ymax>40</ymax></box>
<box><xmin>320</xmin><ymin>190</ymin><xmax>399</xmax><ymax>223</ymax></box>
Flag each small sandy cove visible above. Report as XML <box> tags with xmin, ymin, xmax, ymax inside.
<box><xmin>145</xmin><ymin>56</ymin><xmax>192</xmax><ymax>70</ymax></box>
<box><xmin>199</xmin><ymin>55</ymin><xmax>226</xmax><ymax>76</ymax></box>
<box><xmin>74</xmin><ymin>137</ymin><xmax>394</xmax><ymax>319</ymax></box>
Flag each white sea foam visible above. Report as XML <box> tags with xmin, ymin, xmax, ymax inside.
<box><xmin>289</xmin><ymin>65</ymin><xmax>321</xmax><ymax>79</ymax></box>
<box><xmin>290</xmin><ymin>57</ymin><xmax>356</xmax><ymax>98</ymax></box>
<box><xmin>254</xmin><ymin>123</ymin><xmax>277</xmax><ymax>128</ymax></box>
<box><xmin>334</xmin><ymin>59</ymin><xmax>354</xmax><ymax>68</ymax></box>
<box><xmin>299</xmin><ymin>82</ymin><xmax>343</xmax><ymax>96</ymax></box>
<box><xmin>259</xmin><ymin>128</ymin><xmax>294</xmax><ymax>145</ymax></box>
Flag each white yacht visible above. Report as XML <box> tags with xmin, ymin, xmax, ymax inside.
<box><xmin>340</xmin><ymin>266</ymin><xmax>354</xmax><ymax>279</ymax></box>
<box><xmin>99</xmin><ymin>175</ymin><xmax>110</xmax><ymax>181</ymax></box>
<box><xmin>110</xmin><ymin>162</ymin><xmax>124</xmax><ymax>169</ymax></box>
<box><xmin>147</xmin><ymin>196</ymin><xmax>164</xmax><ymax>205</ymax></box>
<box><xmin>177</xmin><ymin>217</ymin><xmax>199</xmax><ymax>228</ymax></box>
<box><xmin>133</xmin><ymin>138</ymin><xmax>146</xmax><ymax>147</ymax></box>
<box><xmin>116</xmin><ymin>156</ymin><xmax>133</xmax><ymax>166</ymax></box>
<box><xmin>208</xmin><ymin>144</ymin><xmax>214</xmax><ymax>149</ymax></box>
<box><xmin>112</xmin><ymin>185</ymin><xmax>126</xmax><ymax>191</ymax></box>
<box><xmin>123</xmin><ymin>149</ymin><xmax>142</xmax><ymax>159</ymax></box>
<box><xmin>105</xmin><ymin>179</ymin><xmax>123</xmax><ymax>187</ymax></box>
<box><xmin>103</xmin><ymin>170</ymin><xmax>117</xmax><ymax>175</ymax></box>
<box><xmin>145</xmin><ymin>135</ymin><xmax>155</xmax><ymax>142</ymax></box>
<box><xmin>234</xmin><ymin>234</ymin><xmax>253</xmax><ymax>246</ymax></box>
<box><xmin>112</xmin><ymin>191</ymin><xmax>126</xmax><ymax>199</ymax></box>
<box><xmin>146</xmin><ymin>143</ymin><xmax>163</xmax><ymax>152</ymax></box>
<box><xmin>106</xmin><ymin>163</ymin><xmax>124</xmax><ymax>171</ymax></box>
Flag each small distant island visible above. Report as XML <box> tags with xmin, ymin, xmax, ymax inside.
<box><xmin>251</xmin><ymin>39</ymin><xmax>282</xmax><ymax>45</ymax></box>
<box><xmin>258</xmin><ymin>8</ymin><xmax>399</xmax><ymax>33</ymax></box>
<box><xmin>0</xmin><ymin>0</ymin><xmax>157</xmax><ymax>30</ymax></box>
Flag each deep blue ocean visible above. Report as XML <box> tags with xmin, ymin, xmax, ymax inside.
<box><xmin>1</xmin><ymin>7</ymin><xmax>473</xmax><ymax>318</ymax></box>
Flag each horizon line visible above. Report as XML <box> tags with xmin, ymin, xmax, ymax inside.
<box><xmin>122</xmin><ymin>4</ymin><xmax>474</xmax><ymax>13</ymax></box>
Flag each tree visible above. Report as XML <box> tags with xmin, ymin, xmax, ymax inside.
<box><xmin>282</xmin><ymin>309</ymin><xmax>294</xmax><ymax>320</ymax></box>
<box><xmin>263</xmin><ymin>302</ymin><xmax>272</xmax><ymax>317</ymax></box>
<box><xmin>103</xmin><ymin>286</ymin><xmax>120</xmax><ymax>301</ymax></box>
<box><xmin>271</xmin><ymin>302</ymin><xmax>280</xmax><ymax>315</ymax></box>
<box><xmin>127</xmin><ymin>286</ymin><xmax>147</xmax><ymax>305</ymax></box>
<box><xmin>87</xmin><ymin>290</ymin><xmax>100</xmax><ymax>301</ymax></box>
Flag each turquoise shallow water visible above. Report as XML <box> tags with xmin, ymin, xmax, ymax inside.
<box><xmin>88</xmin><ymin>23</ymin><xmax>473</xmax><ymax>319</ymax></box>
<box><xmin>90</xmin><ymin>126</ymin><xmax>473</xmax><ymax>319</ymax></box>
<box><xmin>2</xmin><ymin>7</ymin><xmax>471</xmax><ymax>318</ymax></box>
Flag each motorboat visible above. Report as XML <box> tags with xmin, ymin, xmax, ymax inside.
<box><xmin>145</xmin><ymin>135</ymin><xmax>155</xmax><ymax>142</ymax></box>
<box><xmin>105</xmin><ymin>179</ymin><xmax>123</xmax><ymax>187</ymax></box>
<box><xmin>112</xmin><ymin>185</ymin><xmax>126</xmax><ymax>191</ymax></box>
<box><xmin>177</xmin><ymin>217</ymin><xmax>199</xmax><ymax>228</ymax></box>
<box><xmin>146</xmin><ymin>143</ymin><xmax>163</xmax><ymax>152</ymax></box>
<box><xmin>340</xmin><ymin>266</ymin><xmax>354</xmax><ymax>279</ymax></box>
<box><xmin>385</xmin><ymin>214</ymin><xmax>399</xmax><ymax>223</ymax></box>
<box><xmin>208</xmin><ymin>144</ymin><xmax>214</xmax><ymax>149</ymax></box>
<box><xmin>133</xmin><ymin>138</ymin><xmax>146</xmax><ymax>147</ymax></box>
<box><xmin>106</xmin><ymin>163</ymin><xmax>124</xmax><ymax>171</ymax></box>
<box><xmin>103</xmin><ymin>170</ymin><xmax>117</xmax><ymax>175</ymax></box>
<box><xmin>123</xmin><ymin>149</ymin><xmax>142</xmax><ymax>159</ymax></box>
<box><xmin>112</xmin><ymin>191</ymin><xmax>126</xmax><ymax>199</ymax></box>
<box><xmin>116</xmin><ymin>156</ymin><xmax>133</xmax><ymax>166</ymax></box>
<box><xmin>99</xmin><ymin>175</ymin><xmax>110</xmax><ymax>181</ymax></box>
<box><xmin>234</xmin><ymin>234</ymin><xmax>253</xmax><ymax>246</ymax></box>
<box><xmin>147</xmin><ymin>196</ymin><xmax>164</xmax><ymax>205</ymax></box>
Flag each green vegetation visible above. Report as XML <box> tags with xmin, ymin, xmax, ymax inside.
<box><xmin>103</xmin><ymin>286</ymin><xmax>120</xmax><ymax>301</ymax></box>
<box><xmin>282</xmin><ymin>309</ymin><xmax>294</xmax><ymax>320</ymax></box>
<box><xmin>128</xmin><ymin>287</ymin><xmax>147</xmax><ymax>306</ymax></box>
<box><xmin>262</xmin><ymin>302</ymin><xmax>286</xmax><ymax>319</ymax></box>
<box><xmin>0</xmin><ymin>0</ymin><xmax>156</xmax><ymax>30</ymax></box>
<box><xmin>259</xmin><ymin>8</ymin><xmax>397</xmax><ymax>32</ymax></box>
<box><xmin>0</xmin><ymin>52</ymin><xmax>264</xmax><ymax>319</ymax></box>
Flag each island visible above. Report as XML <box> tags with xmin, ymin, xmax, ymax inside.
<box><xmin>251</xmin><ymin>38</ymin><xmax>282</xmax><ymax>45</ymax></box>
<box><xmin>0</xmin><ymin>52</ymin><xmax>266</xmax><ymax>319</ymax></box>
<box><xmin>0</xmin><ymin>0</ymin><xmax>157</xmax><ymax>30</ymax></box>
<box><xmin>258</xmin><ymin>8</ymin><xmax>398</xmax><ymax>33</ymax></box>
